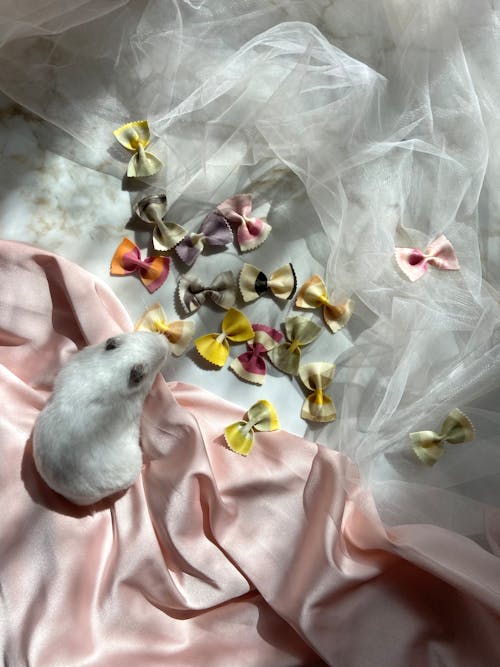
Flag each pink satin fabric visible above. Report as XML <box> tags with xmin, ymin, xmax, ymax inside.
<box><xmin>1</xmin><ymin>240</ymin><xmax>500</xmax><ymax>666</ymax></box>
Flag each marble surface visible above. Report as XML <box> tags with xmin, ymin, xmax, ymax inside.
<box><xmin>0</xmin><ymin>92</ymin><xmax>354</xmax><ymax>440</ymax></box>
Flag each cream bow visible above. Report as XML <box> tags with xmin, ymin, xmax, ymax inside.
<box><xmin>113</xmin><ymin>120</ymin><xmax>163</xmax><ymax>177</ymax></box>
<box><xmin>410</xmin><ymin>408</ymin><xmax>474</xmax><ymax>465</ymax></box>
<box><xmin>296</xmin><ymin>274</ymin><xmax>352</xmax><ymax>333</ymax></box>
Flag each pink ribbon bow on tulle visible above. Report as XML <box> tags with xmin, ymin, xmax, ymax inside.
<box><xmin>230</xmin><ymin>324</ymin><xmax>283</xmax><ymax>385</ymax></box>
<box><xmin>216</xmin><ymin>193</ymin><xmax>271</xmax><ymax>252</ymax></box>
<box><xmin>395</xmin><ymin>235</ymin><xmax>460</xmax><ymax>281</ymax></box>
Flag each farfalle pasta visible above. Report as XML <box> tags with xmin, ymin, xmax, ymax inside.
<box><xmin>239</xmin><ymin>263</ymin><xmax>296</xmax><ymax>302</ymax></box>
<box><xmin>178</xmin><ymin>271</ymin><xmax>236</xmax><ymax>313</ymax></box>
<box><xmin>135</xmin><ymin>303</ymin><xmax>195</xmax><ymax>356</ymax></box>
<box><xmin>216</xmin><ymin>193</ymin><xmax>271</xmax><ymax>252</ymax></box>
<box><xmin>268</xmin><ymin>316</ymin><xmax>322</xmax><ymax>376</ymax></box>
<box><xmin>134</xmin><ymin>193</ymin><xmax>187</xmax><ymax>252</ymax></box>
<box><xmin>298</xmin><ymin>362</ymin><xmax>336</xmax><ymax>423</ymax></box>
<box><xmin>410</xmin><ymin>408</ymin><xmax>474</xmax><ymax>465</ymax></box>
<box><xmin>223</xmin><ymin>399</ymin><xmax>280</xmax><ymax>456</ymax></box>
<box><xmin>230</xmin><ymin>324</ymin><xmax>283</xmax><ymax>385</ymax></box>
<box><xmin>110</xmin><ymin>238</ymin><xmax>170</xmax><ymax>293</ymax></box>
<box><xmin>395</xmin><ymin>235</ymin><xmax>460</xmax><ymax>282</ymax></box>
<box><xmin>113</xmin><ymin>120</ymin><xmax>163</xmax><ymax>177</ymax></box>
<box><xmin>296</xmin><ymin>274</ymin><xmax>353</xmax><ymax>334</ymax></box>
<box><xmin>175</xmin><ymin>211</ymin><xmax>233</xmax><ymax>266</ymax></box>
<box><xmin>194</xmin><ymin>308</ymin><xmax>253</xmax><ymax>368</ymax></box>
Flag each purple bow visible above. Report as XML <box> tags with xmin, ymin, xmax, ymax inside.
<box><xmin>175</xmin><ymin>211</ymin><xmax>233</xmax><ymax>266</ymax></box>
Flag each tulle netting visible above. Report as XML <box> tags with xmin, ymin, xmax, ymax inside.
<box><xmin>1</xmin><ymin>0</ymin><xmax>500</xmax><ymax>548</ymax></box>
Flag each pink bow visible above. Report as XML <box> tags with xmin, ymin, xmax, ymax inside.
<box><xmin>216</xmin><ymin>194</ymin><xmax>271</xmax><ymax>252</ymax></box>
<box><xmin>395</xmin><ymin>235</ymin><xmax>460</xmax><ymax>281</ymax></box>
<box><xmin>230</xmin><ymin>324</ymin><xmax>283</xmax><ymax>385</ymax></box>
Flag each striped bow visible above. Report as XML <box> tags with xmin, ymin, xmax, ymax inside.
<box><xmin>113</xmin><ymin>120</ymin><xmax>163</xmax><ymax>177</ymax></box>
<box><xmin>296</xmin><ymin>274</ymin><xmax>353</xmax><ymax>333</ymax></box>
<box><xmin>224</xmin><ymin>400</ymin><xmax>280</xmax><ymax>456</ymax></box>
<box><xmin>110</xmin><ymin>238</ymin><xmax>170</xmax><ymax>293</ymax></box>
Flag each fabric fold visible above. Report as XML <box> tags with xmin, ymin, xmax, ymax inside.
<box><xmin>2</xmin><ymin>241</ymin><xmax>500</xmax><ymax>667</ymax></box>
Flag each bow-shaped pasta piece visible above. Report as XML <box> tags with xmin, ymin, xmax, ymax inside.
<box><xmin>239</xmin><ymin>263</ymin><xmax>296</xmax><ymax>302</ymax></box>
<box><xmin>135</xmin><ymin>193</ymin><xmax>187</xmax><ymax>252</ymax></box>
<box><xmin>216</xmin><ymin>193</ymin><xmax>271</xmax><ymax>252</ymax></box>
<box><xmin>110</xmin><ymin>238</ymin><xmax>170</xmax><ymax>293</ymax></box>
<box><xmin>395</xmin><ymin>234</ymin><xmax>460</xmax><ymax>282</ymax></box>
<box><xmin>298</xmin><ymin>362</ymin><xmax>336</xmax><ymax>423</ymax></box>
<box><xmin>230</xmin><ymin>324</ymin><xmax>283</xmax><ymax>385</ymax></box>
<box><xmin>410</xmin><ymin>408</ymin><xmax>474</xmax><ymax>466</ymax></box>
<box><xmin>135</xmin><ymin>303</ymin><xmax>195</xmax><ymax>356</ymax></box>
<box><xmin>224</xmin><ymin>399</ymin><xmax>280</xmax><ymax>456</ymax></box>
<box><xmin>113</xmin><ymin>120</ymin><xmax>163</xmax><ymax>177</ymax></box>
<box><xmin>175</xmin><ymin>211</ymin><xmax>233</xmax><ymax>266</ymax></box>
<box><xmin>296</xmin><ymin>275</ymin><xmax>353</xmax><ymax>333</ymax></box>
<box><xmin>268</xmin><ymin>316</ymin><xmax>322</xmax><ymax>376</ymax></box>
<box><xmin>195</xmin><ymin>308</ymin><xmax>254</xmax><ymax>367</ymax></box>
<box><xmin>178</xmin><ymin>271</ymin><xmax>236</xmax><ymax>313</ymax></box>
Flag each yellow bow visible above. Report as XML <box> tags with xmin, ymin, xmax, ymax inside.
<box><xmin>113</xmin><ymin>120</ymin><xmax>163</xmax><ymax>177</ymax></box>
<box><xmin>410</xmin><ymin>408</ymin><xmax>475</xmax><ymax>465</ymax></box>
<box><xmin>195</xmin><ymin>308</ymin><xmax>253</xmax><ymax>367</ymax></box>
<box><xmin>296</xmin><ymin>274</ymin><xmax>353</xmax><ymax>333</ymax></box>
<box><xmin>298</xmin><ymin>362</ymin><xmax>336</xmax><ymax>423</ymax></box>
<box><xmin>268</xmin><ymin>316</ymin><xmax>322</xmax><ymax>376</ymax></box>
<box><xmin>135</xmin><ymin>303</ymin><xmax>195</xmax><ymax>356</ymax></box>
<box><xmin>224</xmin><ymin>400</ymin><xmax>280</xmax><ymax>456</ymax></box>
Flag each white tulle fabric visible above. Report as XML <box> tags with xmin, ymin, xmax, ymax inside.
<box><xmin>2</xmin><ymin>0</ymin><xmax>500</xmax><ymax>546</ymax></box>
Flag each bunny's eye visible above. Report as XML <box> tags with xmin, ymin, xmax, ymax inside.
<box><xmin>105</xmin><ymin>337</ymin><xmax>120</xmax><ymax>351</ymax></box>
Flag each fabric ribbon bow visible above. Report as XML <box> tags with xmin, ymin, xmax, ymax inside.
<box><xmin>135</xmin><ymin>303</ymin><xmax>195</xmax><ymax>356</ymax></box>
<box><xmin>239</xmin><ymin>263</ymin><xmax>296</xmax><ymax>302</ymax></box>
<box><xmin>134</xmin><ymin>193</ymin><xmax>186</xmax><ymax>252</ymax></box>
<box><xmin>113</xmin><ymin>120</ymin><xmax>163</xmax><ymax>177</ymax></box>
<box><xmin>298</xmin><ymin>362</ymin><xmax>336</xmax><ymax>423</ymax></box>
<box><xmin>195</xmin><ymin>308</ymin><xmax>254</xmax><ymax>367</ymax></box>
<box><xmin>110</xmin><ymin>238</ymin><xmax>170</xmax><ymax>293</ymax></box>
<box><xmin>216</xmin><ymin>193</ymin><xmax>271</xmax><ymax>252</ymax></box>
<box><xmin>175</xmin><ymin>211</ymin><xmax>233</xmax><ymax>266</ymax></box>
<box><xmin>395</xmin><ymin>234</ymin><xmax>460</xmax><ymax>282</ymax></box>
<box><xmin>178</xmin><ymin>271</ymin><xmax>236</xmax><ymax>313</ymax></box>
<box><xmin>296</xmin><ymin>274</ymin><xmax>353</xmax><ymax>333</ymax></box>
<box><xmin>224</xmin><ymin>399</ymin><xmax>280</xmax><ymax>456</ymax></box>
<box><xmin>268</xmin><ymin>316</ymin><xmax>322</xmax><ymax>376</ymax></box>
<box><xmin>410</xmin><ymin>408</ymin><xmax>474</xmax><ymax>466</ymax></box>
<box><xmin>230</xmin><ymin>324</ymin><xmax>283</xmax><ymax>385</ymax></box>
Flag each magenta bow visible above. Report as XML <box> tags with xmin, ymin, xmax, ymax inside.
<box><xmin>395</xmin><ymin>234</ymin><xmax>460</xmax><ymax>281</ymax></box>
<box><xmin>230</xmin><ymin>324</ymin><xmax>283</xmax><ymax>385</ymax></box>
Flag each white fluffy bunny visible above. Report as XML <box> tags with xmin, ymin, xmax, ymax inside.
<box><xmin>33</xmin><ymin>331</ymin><xmax>169</xmax><ymax>505</ymax></box>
